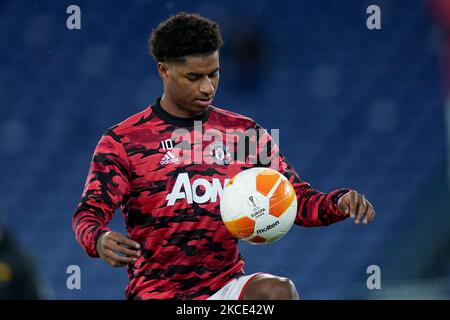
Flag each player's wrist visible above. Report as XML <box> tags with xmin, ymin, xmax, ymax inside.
<box><xmin>333</xmin><ymin>189</ymin><xmax>352</xmax><ymax>215</ymax></box>
<box><xmin>94</xmin><ymin>229</ymin><xmax>110</xmax><ymax>257</ymax></box>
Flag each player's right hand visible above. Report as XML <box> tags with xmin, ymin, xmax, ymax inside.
<box><xmin>96</xmin><ymin>231</ymin><xmax>141</xmax><ymax>267</ymax></box>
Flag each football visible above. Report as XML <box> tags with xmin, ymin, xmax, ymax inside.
<box><xmin>220</xmin><ymin>167</ymin><xmax>297</xmax><ymax>244</ymax></box>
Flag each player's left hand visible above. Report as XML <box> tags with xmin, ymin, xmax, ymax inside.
<box><xmin>337</xmin><ymin>190</ymin><xmax>375</xmax><ymax>224</ymax></box>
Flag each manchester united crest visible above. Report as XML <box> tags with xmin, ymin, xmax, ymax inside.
<box><xmin>209</xmin><ymin>142</ymin><xmax>232</xmax><ymax>165</ymax></box>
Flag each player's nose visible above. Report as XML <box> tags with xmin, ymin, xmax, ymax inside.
<box><xmin>199</xmin><ymin>78</ymin><xmax>214</xmax><ymax>96</ymax></box>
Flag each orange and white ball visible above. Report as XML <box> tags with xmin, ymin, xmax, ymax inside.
<box><xmin>220</xmin><ymin>168</ymin><xmax>297</xmax><ymax>244</ymax></box>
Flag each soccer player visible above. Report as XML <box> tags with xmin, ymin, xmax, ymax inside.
<box><xmin>72</xmin><ymin>12</ymin><xmax>375</xmax><ymax>300</ymax></box>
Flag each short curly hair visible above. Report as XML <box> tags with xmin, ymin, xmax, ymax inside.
<box><xmin>149</xmin><ymin>12</ymin><xmax>223</xmax><ymax>63</ymax></box>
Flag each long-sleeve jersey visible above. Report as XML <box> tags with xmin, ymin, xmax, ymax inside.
<box><xmin>72</xmin><ymin>98</ymin><xmax>350</xmax><ymax>300</ymax></box>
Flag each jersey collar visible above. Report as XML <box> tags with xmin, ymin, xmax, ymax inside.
<box><xmin>151</xmin><ymin>97</ymin><xmax>209</xmax><ymax>127</ymax></box>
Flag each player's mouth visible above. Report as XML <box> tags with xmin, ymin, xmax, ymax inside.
<box><xmin>194</xmin><ymin>97</ymin><xmax>213</xmax><ymax>108</ymax></box>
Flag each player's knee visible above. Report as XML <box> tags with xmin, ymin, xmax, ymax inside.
<box><xmin>246</xmin><ymin>276</ymin><xmax>299</xmax><ymax>300</ymax></box>
<box><xmin>266</xmin><ymin>277</ymin><xmax>299</xmax><ymax>300</ymax></box>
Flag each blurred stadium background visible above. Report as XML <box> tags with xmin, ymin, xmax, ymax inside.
<box><xmin>1</xmin><ymin>0</ymin><xmax>450</xmax><ymax>299</ymax></box>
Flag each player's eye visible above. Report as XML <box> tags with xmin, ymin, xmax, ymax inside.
<box><xmin>209</xmin><ymin>71</ymin><xmax>219</xmax><ymax>78</ymax></box>
<box><xmin>186</xmin><ymin>74</ymin><xmax>200</xmax><ymax>81</ymax></box>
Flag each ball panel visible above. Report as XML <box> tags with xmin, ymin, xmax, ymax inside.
<box><xmin>223</xmin><ymin>215</ymin><xmax>255</xmax><ymax>239</ymax></box>
<box><xmin>220</xmin><ymin>183</ymin><xmax>243</xmax><ymax>221</ymax></box>
<box><xmin>282</xmin><ymin>205</ymin><xmax>297</xmax><ymax>227</ymax></box>
<box><xmin>234</xmin><ymin>168</ymin><xmax>257</xmax><ymax>193</ymax></box>
<box><xmin>255</xmin><ymin>169</ymin><xmax>281</xmax><ymax>197</ymax></box>
<box><xmin>269</xmin><ymin>180</ymin><xmax>296</xmax><ymax>218</ymax></box>
<box><xmin>253</xmin><ymin>214</ymin><xmax>284</xmax><ymax>241</ymax></box>
<box><xmin>245</xmin><ymin>235</ymin><xmax>267</xmax><ymax>244</ymax></box>
<box><xmin>264</xmin><ymin>231</ymin><xmax>287</xmax><ymax>244</ymax></box>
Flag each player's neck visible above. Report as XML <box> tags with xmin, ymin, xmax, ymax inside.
<box><xmin>160</xmin><ymin>94</ymin><xmax>204</xmax><ymax>119</ymax></box>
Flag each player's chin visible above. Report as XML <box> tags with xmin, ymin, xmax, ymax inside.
<box><xmin>188</xmin><ymin>104</ymin><xmax>209</xmax><ymax>114</ymax></box>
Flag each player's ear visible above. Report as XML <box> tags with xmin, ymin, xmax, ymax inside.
<box><xmin>157</xmin><ymin>62</ymin><xmax>170</xmax><ymax>81</ymax></box>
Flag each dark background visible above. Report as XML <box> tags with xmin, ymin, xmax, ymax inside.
<box><xmin>0</xmin><ymin>0</ymin><xmax>449</xmax><ymax>299</ymax></box>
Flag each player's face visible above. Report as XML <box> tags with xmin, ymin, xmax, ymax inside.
<box><xmin>158</xmin><ymin>51</ymin><xmax>220</xmax><ymax>117</ymax></box>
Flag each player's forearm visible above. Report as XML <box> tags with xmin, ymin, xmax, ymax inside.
<box><xmin>72</xmin><ymin>204</ymin><xmax>112</xmax><ymax>257</ymax></box>
<box><xmin>278</xmin><ymin>158</ymin><xmax>349</xmax><ymax>227</ymax></box>
<box><xmin>294</xmin><ymin>185</ymin><xmax>350</xmax><ymax>227</ymax></box>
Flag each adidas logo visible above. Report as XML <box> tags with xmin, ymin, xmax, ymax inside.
<box><xmin>160</xmin><ymin>151</ymin><xmax>179</xmax><ymax>165</ymax></box>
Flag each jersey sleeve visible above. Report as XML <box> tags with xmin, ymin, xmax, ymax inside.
<box><xmin>253</xmin><ymin>122</ymin><xmax>350</xmax><ymax>227</ymax></box>
<box><xmin>72</xmin><ymin>129</ymin><xmax>131</xmax><ymax>257</ymax></box>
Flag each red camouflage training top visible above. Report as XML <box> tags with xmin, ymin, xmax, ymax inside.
<box><xmin>72</xmin><ymin>98</ymin><xmax>349</xmax><ymax>300</ymax></box>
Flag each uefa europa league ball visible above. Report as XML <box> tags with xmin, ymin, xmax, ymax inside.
<box><xmin>220</xmin><ymin>167</ymin><xmax>297</xmax><ymax>244</ymax></box>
